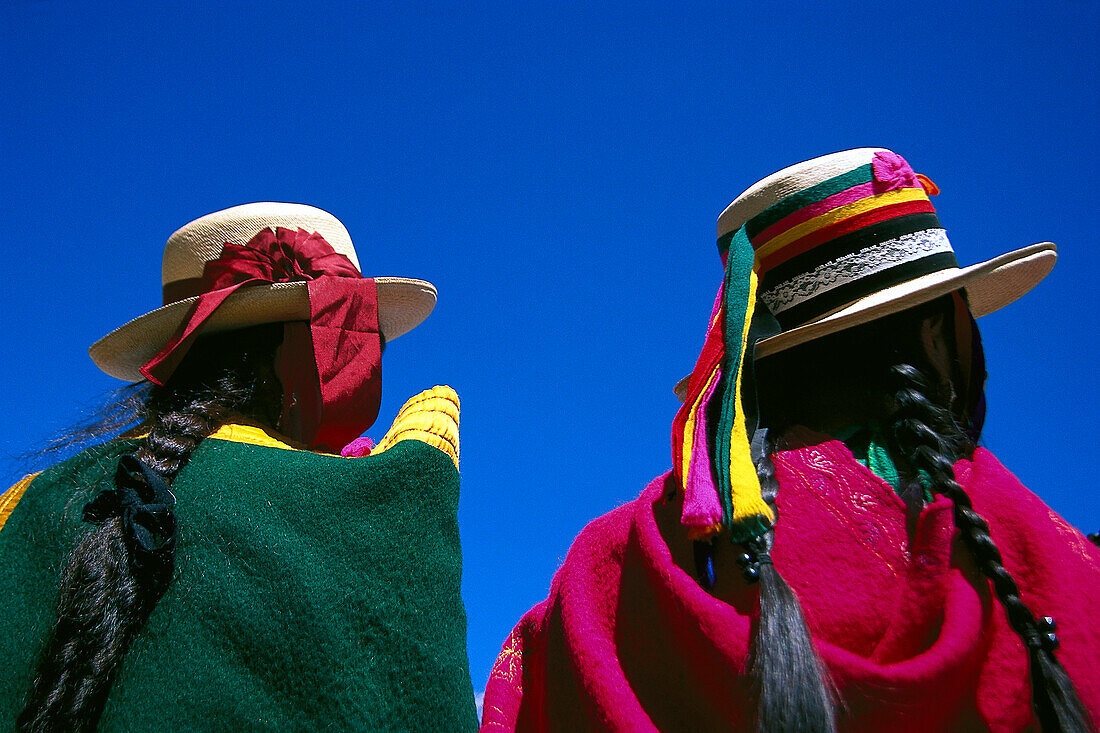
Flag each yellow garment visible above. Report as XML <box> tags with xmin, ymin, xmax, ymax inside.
<box><xmin>372</xmin><ymin>385</ymin><xmax>460</xmax><ymax>469</ymax></box>
<box><xmin>0</xmin><ymin>473</ymin><xmax>38</xmax><ymax>534</ymax></box>
<box><xmin>208</xmin><ymin>423</ymin><xmax>300</xmax><ymax>451</ymax></box>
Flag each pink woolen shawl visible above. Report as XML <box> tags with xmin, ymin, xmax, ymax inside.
<box><xmin>481</xmin><ymin>437</ymin><xmax>1100</xmax><ymax>732</ymax></box>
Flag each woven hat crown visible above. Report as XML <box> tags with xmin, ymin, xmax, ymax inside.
<box><xmin>717</xmin><ymin>148</ymin><xmax>887</xmax><ymax>239</ymax></box>
<box><xmin>162</xmin><ymin>202</ymin><xmax>361</xmax><ymax>288</ymax></box>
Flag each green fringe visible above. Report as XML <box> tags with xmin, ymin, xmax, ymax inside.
<box><xmin>714</xmin><ymin>225</ymin><xmax>757</xmax><ymax>536</ymax></box>
<box><xmin>727</xmin><ymin>514</ymin><xmax>773</xmax><ymax>544</ymax></box>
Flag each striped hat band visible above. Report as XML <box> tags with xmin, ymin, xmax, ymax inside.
<box><xmin>718</xmin><ymin>150</ymin><xmax>952</xmax><ymax>330</ymax></box>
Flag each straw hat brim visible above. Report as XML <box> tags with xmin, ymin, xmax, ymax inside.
<box><xmin>90</xmin><ymin>277</ymin><xmax>437</xmax><ymax>382</ymax></box>
<box><xmin>673</xmin><ymin>242</ymin><xmax>1056</xmax><ymax>400</ymax></box>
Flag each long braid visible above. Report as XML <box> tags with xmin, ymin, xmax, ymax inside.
<box><xmin>744</xmin><ymin>430</ymin><xmax>838</xmax><ymax>733</ymax></box>
<box><xmin>18</xmin><ymin>325</ymin><xmax>283</xmax><ymax>732</ymax></box>
<box><xmin>886</xmin><ymin>362</ymin><xmax>1092</xmax><ymax>732</ymax></box>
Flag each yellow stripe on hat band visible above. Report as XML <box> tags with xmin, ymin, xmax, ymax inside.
<box><xmin>753</xmin><ymin>186</ymin><xmax>929</xmax><ymax>262</ymax></box>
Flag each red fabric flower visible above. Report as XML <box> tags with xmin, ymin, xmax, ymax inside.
<box><xmin>142</xmin><ymin>226</ymin><xmax>383</xmax><ymax>452</ymax></box>
<box><xmin>198</xmin><ymin>227</ymin><xmax>361</xmax><ymax>292</ymax></box>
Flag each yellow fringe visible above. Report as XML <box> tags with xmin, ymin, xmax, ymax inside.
<box><xmin>679</xmin><ymin>365</ymin><xmax>720</xmax><ymax>489</ymax></box>
<box><xmin>686</xmin><ymin>523</ymin><xmax>723</xmax><ymax>541</ymax></box>
<box><xmin>0</xmin><ymin>473</ymin><xmax>40</xmax><ymax>534</ymax></box>
<box><xmin>727</xmin><ymin>270</ymin><xmax>776</xmax><ymax>527</ymax></box>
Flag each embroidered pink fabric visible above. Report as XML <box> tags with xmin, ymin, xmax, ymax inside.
<box><xmin>481</xmin><ymin>437</ymin><xmax>1100</xmax><ymax>732</ymax></box>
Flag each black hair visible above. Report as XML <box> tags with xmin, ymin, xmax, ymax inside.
<box><xmin>886</xmin><ymin>361</ymin><xmax>1091</xmax><ymax>732</ymax></box>
<box><xmin>745</xmin><ymin>430</ymin><xmax>837</xmax><ymax>733</ymax></box>
<box><xmin>742</xmin><ymin>294</ymin><xmax>1091</xmax><ymax>732</ymax></box>
<box><xmin>17</xmin><ymin>324</ymin><xmax>284</xmax><ymax>732</ymax></box>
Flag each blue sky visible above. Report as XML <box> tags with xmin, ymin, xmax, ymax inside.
<box><xmin>2</xmin><ymin>0</ymin><xmax>1096</xmax><ymax>694</ymax></box>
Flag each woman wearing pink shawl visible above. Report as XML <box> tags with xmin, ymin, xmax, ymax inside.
<box><xmin>481</xmin><ymin>149</ymin><xmax>1099</xmax><ymax>732</ymax></box>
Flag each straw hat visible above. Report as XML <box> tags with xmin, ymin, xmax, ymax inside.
<box><xmin>90</xmin><ymin>202</ymin><xmax>437</xmax><ymax>382</ymax></box>
<box><xmin>673</xmin><ymin>148</ymin><xmax>1056</xmax><ymax>399</ymax></box>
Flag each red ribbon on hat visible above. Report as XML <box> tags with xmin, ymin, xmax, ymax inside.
<box><xmin>142</xmin><ymin>227</ymin><xmax>383</xmax><ymax>452</ymax></box>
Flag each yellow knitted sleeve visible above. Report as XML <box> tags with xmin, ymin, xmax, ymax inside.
<box><xmin>371</xmin><ymin>385</ymin><xmax>460</xmax><ymax>470</ymax></box>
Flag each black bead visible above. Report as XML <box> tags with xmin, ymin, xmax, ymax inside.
<box><xmin>736</xmin><ymin>552</ymin><xmax>752</xmax><ymax>567</ymax></box>
<box><xmin>1044</xmin><ymin>632</ymin><xmax>1059</xmax><ymax>651</ymax></box>
<box><xmin>742</xmin><ymin>566</ymin><xmax>760</xmax><ymax>583</ymax></box>
<box><xmin>1039</xmin><ymin>615</ymin><xmax>1056</xmax><ymax>632</ymax></box>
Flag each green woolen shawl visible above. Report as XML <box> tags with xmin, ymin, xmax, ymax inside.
<box><xmin>0</xmin><ymin>434</ymin><xmax>477</xmax><ymax>731</ymax></box>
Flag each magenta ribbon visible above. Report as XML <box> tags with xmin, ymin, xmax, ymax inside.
<box><xmin>872</xmin><ymin>150</ymin><xmax>921</xmax><ymax>193</ymax></box>
<box><xmin>142</xmin><ymin>227</ymin><xmax>383</xmax><ymax>452</ymax></box>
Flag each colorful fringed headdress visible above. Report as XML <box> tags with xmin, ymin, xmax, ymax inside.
<box><xmin>672</xmin><ymin>147</ymin><xmax>1058</xmax><ymax>544</ymax></box>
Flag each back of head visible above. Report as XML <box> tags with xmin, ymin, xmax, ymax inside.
<box><xmin>757</xmin><ymin>294</ymin><xmax>972</xmax><ymax>441</ymax></box>
<box><xmin>18</xmin><ymin>324</ymin><xmax>284</xmax><ymax>732</ymax></box>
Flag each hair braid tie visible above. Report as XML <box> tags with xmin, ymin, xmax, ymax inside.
<box><xmin>735</xmin><ymin>536</ymin><xmax>773</xmax><ymax>583</ymax></box>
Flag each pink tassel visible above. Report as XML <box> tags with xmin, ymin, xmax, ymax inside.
<box><xmin>681</xmin><ymin>369</ymin><xmax>724</xmax><ymax>537</ymax></box>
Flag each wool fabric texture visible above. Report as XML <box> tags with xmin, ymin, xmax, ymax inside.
<box><xmin>480</xmin><ymin>434</ymin><xmax>1100</xmax><ymax>732</ymax></box>
<box><xmin>0</xmin><ymin>389</ymin><xmax>476</xmax><ymax>731</ymax></box>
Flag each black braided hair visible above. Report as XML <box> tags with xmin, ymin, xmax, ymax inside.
<box><xmin>18</xmin><ymin>324</ymin><xmax>284</xmax><ymax>732</ymax></box>
<box><xmin>751</xmin><ymin>293</ymin><xmax>1091</xmax><ymax>731</ymax></box>
<box><xmin>743</xmin><ymin>429</ymin><xmax>838</xmax><ymax>733</ymax></box>
<box><xmin>886</xmin><ymin>362</ymin><xmax>1092</xmax><ymax>733</ymax></box>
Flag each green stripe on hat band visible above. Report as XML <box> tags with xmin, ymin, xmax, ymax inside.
<box><xmin>744</xmin><ymin>164</ymin><xmax>874</xmax><ymax>241</ymax></box>
<box><xmin>717</xmin><ymin>229</ymin><xmax>736</xmax><ymax>256</ymax></box>
<box><xmin>717</xmin><ymin>164</ymin><xmax>875</xmax><ymax>255</ymax></box>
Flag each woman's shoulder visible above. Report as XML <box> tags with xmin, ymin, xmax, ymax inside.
<box><xmin>202</xmin><ymin>385</ymin><xmax>461</xmax><ymax>471</ymax></box>
<box><xmin>1</xmin><ymin>440</ymin><xmax>139</xmax><ymax>535</ymax></box>
<box><xmin>958</xmin><ymin>447</ymin><xmax>1076</xmax><ymax>526</ymax></box>
<box><xmin>366</xmin><ymin>384</ymin><xmax>460</xmax><ymax>469</ymax></box>
<box><xmin>174</xmin><ymin>386</ymin><xmax>463</xmax><ymax>517</ymax></box>
<box><xmin>959</xmin><ymin>447</ymin><xmax>1100</xmax><ymax>580</ymax></box>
